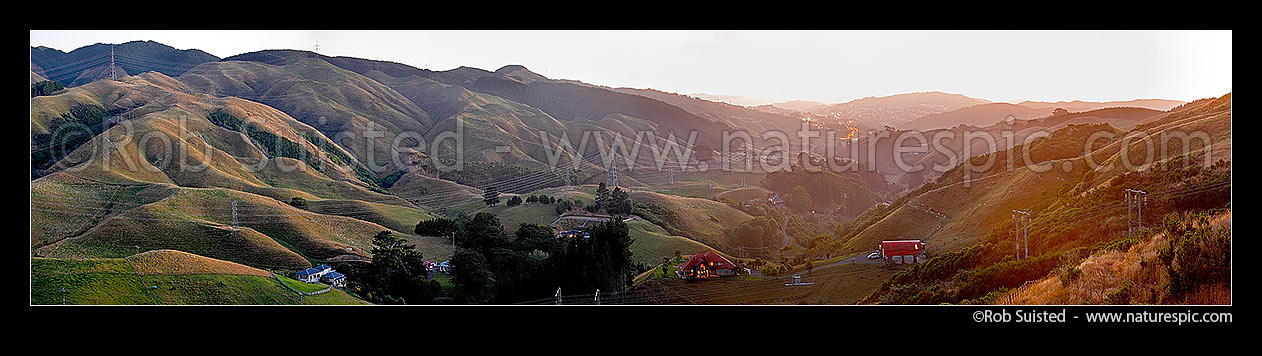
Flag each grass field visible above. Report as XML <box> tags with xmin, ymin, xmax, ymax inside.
<box><xmin>629</xmin><ymin>190</ymin><xmax>755</xmax><ymax>252</ymax></box>
<box><xmin>713</xmin><ymin>186</ymin><xmax>774</xmax><ymax>202</ymax></box>
<box><xmin>626</xmin><ymin>220</ymin><xmax>715</xmax><ymax>265</ymax></box>
<box><xmin>31</xmin><ymin>255</ymin><xmax>367</xmax><ymax>305</ymax></box>
<box><xmin>275</xmin><ymin>273</ymin><xmax>330</xmax><ymax>294</ymax></box>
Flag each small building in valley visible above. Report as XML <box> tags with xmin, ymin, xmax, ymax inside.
<box><xmin>879</xmin><ymin>240</ymin><xmax>926</xmax><ymax>264</ymax></box>
<box><xmin>678</xmin><ymin>251</ymin><xmax>738</xmax><ymax>279</ymax></box>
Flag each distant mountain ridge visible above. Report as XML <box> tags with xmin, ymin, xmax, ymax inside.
<box><xmin>900</xmin><ymin>103</ymin><xmax>1052</xmax><ymax>131</ymax></box>
<box><xmin>30</xmin><ymin>41</ymin><xmax>219</xmax><ymax>87</ymax></box>
<box><xmin>1017</xmin><ymin>98</ymin><xmax>1184</xmax><ymax>112</ymax></box>
<box><xmin>809</xmin><ymin>91</ymin><xmax>992</xmax><ymax>127</ymax></box>
<box><xmin>769</xmin><ymin>100</ymin><xmax>830</xmax><ymax>112</ymax></box>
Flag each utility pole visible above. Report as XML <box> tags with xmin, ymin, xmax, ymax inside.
<box><xmin>595</xmin><ymin>289</ymin><xmax>600</xmax><ymax>305</ymax></box>
<box><xmin>555</xmin><ymin>287</ymin><xmax>562</xmax><ymax>305</ymax></box>
<box><xmin>61</xmin><ymin>287</ymin><xmax>66</xmax><ymax>305</ymax></box>
<box><xmin>668</xmin><ymin>168</ymin><xmax>675</xmax><ymax>185</ymax></box>
<box><xmin>1125</xmin><ymin>189</ymin><xmax>1148</xmax><ymax>237</ymax></box>
<box><xmin>451</xmin><ymin>231</ymin><xmax>456</xmax><ymax>247</ymax></box>
<box><xmin>1012</xmin><ymin>210</ymin><xmax>1030</xmax><ymax>260</ymax></box>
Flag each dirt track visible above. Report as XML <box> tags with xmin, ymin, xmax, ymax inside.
<box><xmin>632</xmin><ymin>260</ymin><xmax>901</xmax><ymax>305</ymax></box>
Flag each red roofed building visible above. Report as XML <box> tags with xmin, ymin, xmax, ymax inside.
<box><xmin>678</xmin><ymin>251</ymin><xmax>738</xmax><ymax>279</ymax></box>
<box><xmin>879</xmin><ymin>240</ymin><xmax>926</xmax><ymax>264</ymax></box>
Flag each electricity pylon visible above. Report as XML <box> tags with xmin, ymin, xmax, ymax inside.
<box><xmin>1012</xmin><ymin>210</ymin><xmax>1030</xmax><ymax>260</ymax></box>
<box><xmin>1125</xmin><ymin>189</ymin><xmax>1148</xmax><ymax>237</ymax></box>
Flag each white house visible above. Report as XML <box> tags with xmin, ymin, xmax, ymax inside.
<box><xmin>296</xmin><ymin>264</ymin><xmax>333</xmax><ymax>283</ymax></box>
<box><xmin>323</xmin><ymin>271</ymin><xmax>347</xmax><ymax>288</ymax></box>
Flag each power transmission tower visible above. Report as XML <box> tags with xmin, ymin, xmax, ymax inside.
<box><xmin>668</xmin><ymin>168</ymin><xmax>675</xmax><ymax>185</ymax></box>
<box><xmin>109</xmin><ymin>44</ymin><xmax>117</xmax><ymax>81</ymax></box>
<box><xmin>1012</xmin><ymin>210</ymin><xmax>1030</xmax><ymax>260</ymax></box>
<box><xmin>1125</xmin><ymin>189</ymin><xmax>1148</xmax><ymax>237</ymax></box>
<box><xmin>313</xmin><ymin>40</ymin><xmax>320</xmax><ymax>53</ymax></box>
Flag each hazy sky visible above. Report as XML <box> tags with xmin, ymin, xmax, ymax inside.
<box><xmin>30</xmin><ymin>30</ymin><xmax>1232</xmax><ymax>104</ymax></box>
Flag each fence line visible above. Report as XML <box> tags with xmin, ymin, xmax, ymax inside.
<box><xmin>272</xmin><ymin>271</ymin><xmax>332</xmax><ymax>296</ymax></box>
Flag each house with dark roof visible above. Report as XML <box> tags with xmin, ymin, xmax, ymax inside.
<box><xmin>295</xmin><ymin>264</ymin><xmax>334</xmax><ymax>283</ymax></box>
<box><xmin>323</xmin><ymin>271</ymin><xmax>346</xmax><ymax>288</ymax></box>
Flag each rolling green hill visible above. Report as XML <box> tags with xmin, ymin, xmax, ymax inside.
<box><xmin>32</xmin><ymin>252</ymin><xmax>367</xmax><ymax>305</ymax></box>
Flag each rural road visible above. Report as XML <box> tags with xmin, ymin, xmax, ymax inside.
<box><xmin>743</xmin><ymin>199</ymin><xmax>951</xmax><ymax>279</ymax></box>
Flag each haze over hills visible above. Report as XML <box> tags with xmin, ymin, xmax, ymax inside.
<box><xmin>29</xmin><ymin>39</ymin><xmax>1227</xmax><ymax>306</ymax></box>
<box><xmin>612</xmin><ymin>88</ymin><xmax>804</xmax><ymax>137</ymax></box>
<box><xmin>688</xmin><ymin>93</ymin><xmax>776</xmax><ymax>107</ymax></box>
<box><xmin>807</xmin><ymin>91</ymin><xmax>992</xmax><ymax>127</ymax></box>
<box><xmin>900</xmin><ymin>102</ymin><xmax>1053</xmax><ymax>131</ymax></box>
<box><xmin>1016</xmin><ymin>98</ymin><xmax>1184</xmax><ymax>112</ymax></box>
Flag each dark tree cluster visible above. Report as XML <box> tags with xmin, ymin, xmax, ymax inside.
<box><xmin>342</xmin><ymin>231</ymin><xmax>441</xmax><ymax>304</ymax></box>
<box><xmin>30</xmin><ymin>80</ymin><xmax>64</xmax><ymax>97</ymax></box>
<box><xmin>446</xmin><ymin>212</ymin><xmax>635</xmax><ymax>304</ymax></box>
<box><xmin>590</xmin><ymin>182</ymin><xmax>632</xmax><ymax>215</ymax></box>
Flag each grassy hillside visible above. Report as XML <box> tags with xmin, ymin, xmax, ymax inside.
<box><xmin>857</xmin><ymin>94</ymin><xmax>1231</xmax><ymax>304</ymax></box>
<box><xmin>438</xmin><ymin>185</ymin><xmax>718</xmax><ymax>265</ymax></box>
<box><xmin>629</xmin><ymin>190</ymin><xmax>756</xmax><ymax>252</ymax></box>
<box><xmin>177</xmin><ymin>58</ymin><xmax>434</xmax><ymax>180</ymax></box>
<box><xmin>36</xmin><ymin>185</ymin><xmax>451</xmax><ymax>269</ymax></box>
<box><xmin>625</xmin><ymin>219</ymin><xmax>716</xmax><ymax>265</ymax></box>
<box><xmin>31</xmin><ymin>254</ymin><xmax>367</xmax><ymax>305</ymax></box>
<box><xmin>29</xmin><ymin>73</ymin><xmax>463</xmax><ymax>274</ymax></box>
